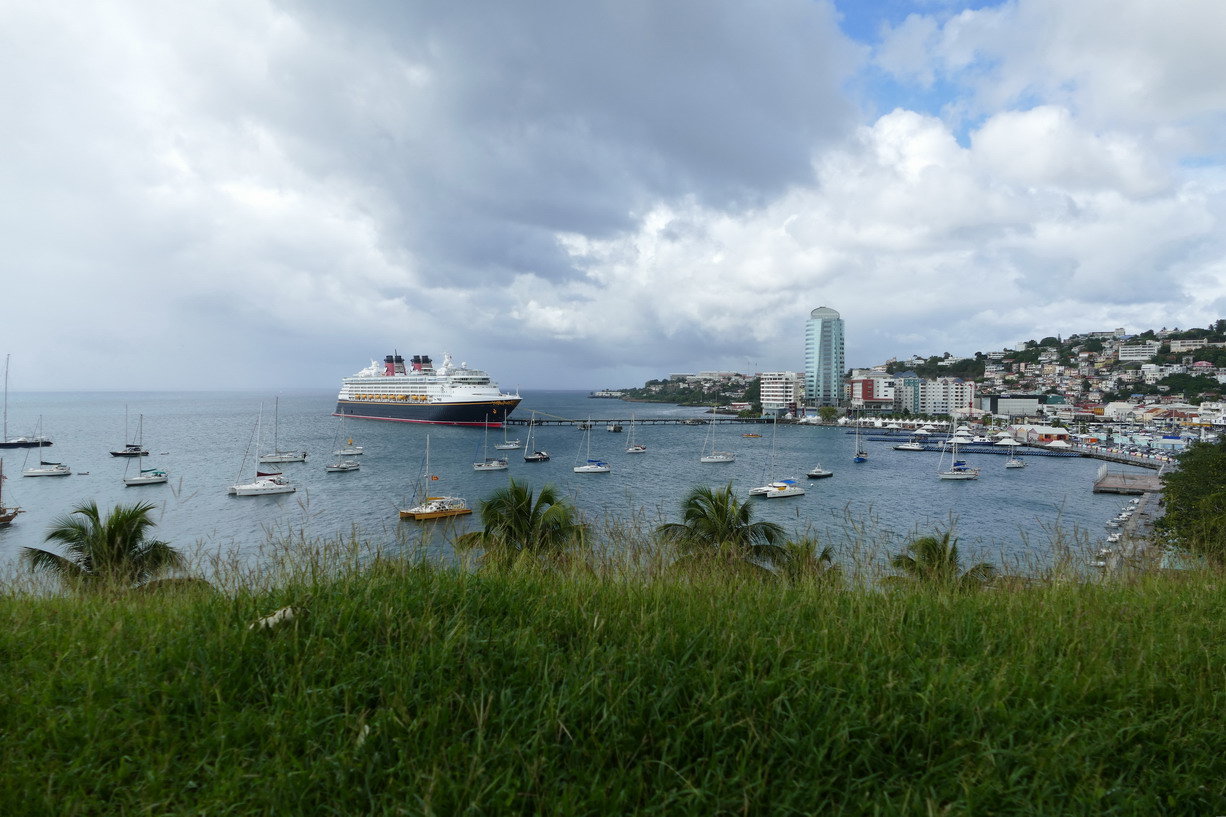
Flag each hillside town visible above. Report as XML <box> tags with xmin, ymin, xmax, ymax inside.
<box><xmin>607</xmin><ymin>316</ymin><xmax>1226</xmax><ymax>428</ymax></box>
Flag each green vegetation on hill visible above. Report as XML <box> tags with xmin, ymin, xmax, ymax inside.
<box><xmin>2</xmin><ymin>560</ymin><xmax>1225</xmax><ymax>816</ymax></box>
<box><xmin>885</xmin><ymin>355</ymin><xmax>986</xmax><ymax>380</ymax></box>
<box><xmin>621</xmin><ymin>376</ymin><xmax>757</xmax><ymax>406</ymax></box>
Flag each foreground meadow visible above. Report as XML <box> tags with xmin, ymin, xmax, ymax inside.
<box><xmin>2</xmin><ymin>549</ymin><xmax>1224</xmax><ymax>816</ymax></box>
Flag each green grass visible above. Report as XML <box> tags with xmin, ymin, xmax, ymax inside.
<box><xmin>2</xmin><ymin>557</ymin><xmax>1225</xmax><ymax>815</ymax></box>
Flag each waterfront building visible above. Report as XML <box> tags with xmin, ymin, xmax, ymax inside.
<box><xmin>919</xmin><ymin>377</ymin><xmax>976</xmax><ymax>416</ymax></box>
<box><xmin>759</xmin><ymin>371</ymin><xmax>804</xmax><ymax>416</ymax></box>
<box><xmin>848</xmin><ymin>371</ymin><xmax>896</xmax><ymax>412</ymax></box>
<box><xmin>804</xmin><ymin>306</ymin><xmax>845</xmax><ymax>407</ymax></box>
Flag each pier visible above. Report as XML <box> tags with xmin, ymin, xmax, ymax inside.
<box><xmin>1092</xmin><ymin>464</ymin><xmax>1164</xmax><ymax>494</ymax></box>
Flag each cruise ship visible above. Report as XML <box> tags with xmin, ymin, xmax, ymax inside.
<box><xmin>335</xmin><ymin>353</ymin><xmax>521</xmax><ymax>426</ymax></box>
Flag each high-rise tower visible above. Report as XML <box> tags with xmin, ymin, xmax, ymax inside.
<box><xmin>804</xmin><ymin>306</ymin><xmax>845</xmax><ymax>406</ymax></box>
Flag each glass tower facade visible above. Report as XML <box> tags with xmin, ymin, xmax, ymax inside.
<box><xmin>804</xmin><ymin>306</ymin><xmax>845</xmax><ymax>406</ymax></box>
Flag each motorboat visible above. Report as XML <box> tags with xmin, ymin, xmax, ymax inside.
<box><xmin>325</xmin><ymin>459</ymin><xmax>360</xmax><ymax>473</ymax></box>
<box><xmin>893</xmin><ymin>440</ymin><xmax>925</xmax><ymax>451</ymax></box>
<box><xmin>806</xmin><ymin>464</ymin><xmax>834</xmax><ymax>479</ymax></box>
<box><xmin>749</xmin><ymin>479</ymin><xmax>806</xmax><ymax>499</ymax></box>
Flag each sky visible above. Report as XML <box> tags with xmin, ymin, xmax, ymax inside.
<box><xmin>4</xmin><ymin>0</ymin><xmax>1226</xmax><ymax>391</ymax></box>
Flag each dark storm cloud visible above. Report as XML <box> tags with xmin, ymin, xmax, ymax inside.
<box><xmin>261</xmin><ymin>0</ymin><xmax>860</xmax><ymax>286</ymax></box>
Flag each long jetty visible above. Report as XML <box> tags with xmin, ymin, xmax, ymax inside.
<box><xmin>507</xmin><ymin>416</ymin><xmax>773</xmax><ymax>426</ymax></box>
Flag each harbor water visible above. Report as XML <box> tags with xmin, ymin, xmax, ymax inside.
<box><xmin>0</xmin><ymin>390</ymin><xmax>1154</xmax><ymax>575</ymax></box>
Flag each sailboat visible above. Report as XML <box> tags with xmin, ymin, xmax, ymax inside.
<box><xmin>230</xmin><ymin>406</ymin><xmax>295</xmax><ymax>495</ymax></box>
<box><xmin>400</xmin><ymin>436</ymin><xmax>472</xmax><ymax>519</ymax></box>
<box><xmin>122</xmin><ymin>416</ymin><xmax>168</xmax><ymax>485</ymax></box>
<box><xmin>325</xmin><ymin>416</ymin><xmax>360</xmax><ymax>473</ymax></box>
<box><xmin>853</xmin><ymin>416</ymin><xmax>868</xmax><ymax>463</ymax></box>
<box><xmin>523</xmin><ymin>412</ymin><xmax>550</xmax><ymax>462</ymax></box>
<box><xmin>22</xmin><ymin>418</ymin><xmax>70</xmax><ymax>477</ymax></box>
<box><xmin>258</xmin><ymin>396</ymin><xmax>307</xmax><ymax>463</ymax></box>
<box><xmin>333</xmin><ymin>414</ymin><xmax>363</xmax><ymax>456</ymax></box>
<box><xmin>1</xmin><ymin>459</ymin><xmax>24</xmax><ymax>525</ymax></box>
<box><xmin>110</xmin><ymin>406</ymin><xmax>150</xmax><ymax>457</ymax></box>
<box><xmin>625</xmin><ymin>414</ymin><xmax>647</xmax><ymax>453</ymax></box>
<box><xmin>493</xmin><ymin>419</ymin><xmax>521</xmax><ymax>450</ymax></box>
<box><xmin>473</xmin><ymin>414</ymin><xmax>509</xmax><ymax>470</ymax></box>
<box><xmin>749</xmin><ymin>417</ymin><xmax>804</xmax><ymax>498</ymax></box>
<box><xmin>574</xmin><ymin>417</ymin><xmax>610</xmax><ymax>473</ymax></box>
<box><xmin>1004</xmin><ymin>453</ymin><xmax>1026</xmax><ymax>469</ymax></box>
<box><xmin>0</xmin><ymin>355</ymin><xmax>51</xmax><ymax>449</ymax></box>
<box><xmin>699</xmin><ymin>408</ymin><xmax>735</xmax><ymax>463</ymax></box>
<box><xmin>938</xmin><ymin>429</ymin><xmax>980</xmax><ymax>480</ymax></box>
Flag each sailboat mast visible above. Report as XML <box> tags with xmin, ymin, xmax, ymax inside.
<box><xmin>3</xmin><ymin>354</ymin><xmax>8</xmax><ymax>442</ymax></box>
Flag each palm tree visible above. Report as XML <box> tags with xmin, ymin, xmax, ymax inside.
<box><xmin>887</xmin><ymin>530</ymin><xmax>995</xmax><ymax>589</ymax></box>
<box><xmin>23</xmin><ymin>501</ymin><xmax>184</xmax><ymax>589</ymax></box>
<box><xmin>454</xmin><ymin>478</ymin><xmax>586</xmax><ymax>569</ymax></box>
<box><xmin>656</xmin><ymin>483</ymin><xmax>787</xmax><ymax>576</ymax></box>
<box><xmin>780</xmin><ymin>537</ymin><xmax>842</xmax><ymax>587</ymax></box>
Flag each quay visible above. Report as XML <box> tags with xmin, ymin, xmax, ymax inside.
<box><xmin>1093</xmin><ymin>464</ymin><xmax>1164</xmax><ymax>494</ymax></box>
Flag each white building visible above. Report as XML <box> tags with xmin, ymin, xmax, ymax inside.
<box><xmin>919</xmin><ymin>378</ymin><xmax>976</xmax><ymax>416</ymax></box>
<box><xmin>1117</xmin><ymin>341</ymin><xmax>1161</xmax><ymax>361</ymax></box>
<box><xmin>759</xmin><ymin>371</ymin><xmax>805</xmax><ymax>415</ymax></box>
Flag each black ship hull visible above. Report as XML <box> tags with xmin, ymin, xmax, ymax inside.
<box><xmin>0</xmin><ymin>440</ymin><xmax>52</xmax><ymax>449</ymax></box>
<box><xmin>335</xmin><ymin>398</ymin><xmax>521</xmax><ymax>427</ymax></box>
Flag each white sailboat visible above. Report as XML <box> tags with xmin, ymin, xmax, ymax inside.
<box><xmin>1</xmin><ymin>458</ymin><xmax>24</xmax><ymax>525</ymax></box>
<box><xmin>853</xmin><ymin>417</ymin><xmax>868</xmax><ymax>463</ymax></box>
<box><xmin>325</xmin><ymin>416</ymin><xmax>360</xmax><ymax>473</ymax></box>
<box><xmin>574</xmin><ymin>417</ymin><xmax>610</xmax><ymax>473</ymax></box>
<box><xmin>699</xmin><ymin>409</ymin><xmax>735</xmax><ymax>463</ymax></box>
<box><xmin>231</xmin><ymin>406</ymin><xmax>295</xmax><ymax>495</ymax></box>
<box><xmin>258</xmin><ymin>396</ymin><xmax>307</xmax><ymax>463</ymax></box>
<box><xmin>749</xmin><ymin>417</ymin><xmax>804</xmax><ymax>498</ymax></box>
<box><xmin>22</xmin><ymin>418</ymin><xmax>70</xmax><ymax>477</ymax></box>
<box><xmin>523</xmin><ymin>412</ymin><xmax>550</xmax><ymax>462</ymax></box>
<box><xmin>937</xmin><ymin>431</ymin><xmax>980</xmax><ymax>480</ymax></box>
<box><xmin>473</xmin><ymin>415</ymin><xmax>509</xmax><ymax>470</ymax></box>
<box><xmin>625</xmin><ymin>414</ymin><xmax>646</xmax><ymax>453</ymax></box>
<box><xmin>493</xmin><ymin>419</ymin><xmax>521</xmax><ymax>450</ymax></box>
<box><xmin>122</xmin><ymin>416</ymin><xmax>168</xmax><ymax>485</ymax></box>
<box><xmin>400</xmin><ymin>435</ymin><xmax>472</xmax><ymax>520</ymax></box>
<box><xmin>333</xmin><ymin>414</ymin><xmax>363</xmax><ymax>456</ymax></box>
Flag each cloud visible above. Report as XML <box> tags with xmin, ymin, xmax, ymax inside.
<box><xmin>1</xmin><ymin>0</ymin><xmax>1224</xmax><ymax>392</ymax></box>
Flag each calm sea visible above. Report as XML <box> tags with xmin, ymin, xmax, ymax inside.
<box><xmin>0</xmin><ymin>390</ymin><xmax>1150</xmax><ymax>573</ymax></box>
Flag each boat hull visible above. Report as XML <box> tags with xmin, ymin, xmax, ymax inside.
<box><xmin>400</xmin><ymin>498</ymin><xmax>473</xmax><ymax>520</ymax></box>
<box><xmin>0</xmin><ymin>439</ymin><xmax>51</xmax><ymax>449</ymax></box>
<box><xmin>335</xmin><ymin>398</ymin><xmax>521</xmax><ymax>427</ymax></box>
<box><xmin>124</xmin><ymin>475</ymin><xmax>168</xmax><ymax>485</ymax></box>
<box><xmin>23</xmin><ymin>466</ymin><xmax>71</xmax><ymax>477</ymax></box>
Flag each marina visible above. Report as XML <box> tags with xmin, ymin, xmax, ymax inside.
<box><xmin>0</xmin><ymin>390</ymin><xmax>1162</xmax><ymax>577</ymax></box>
